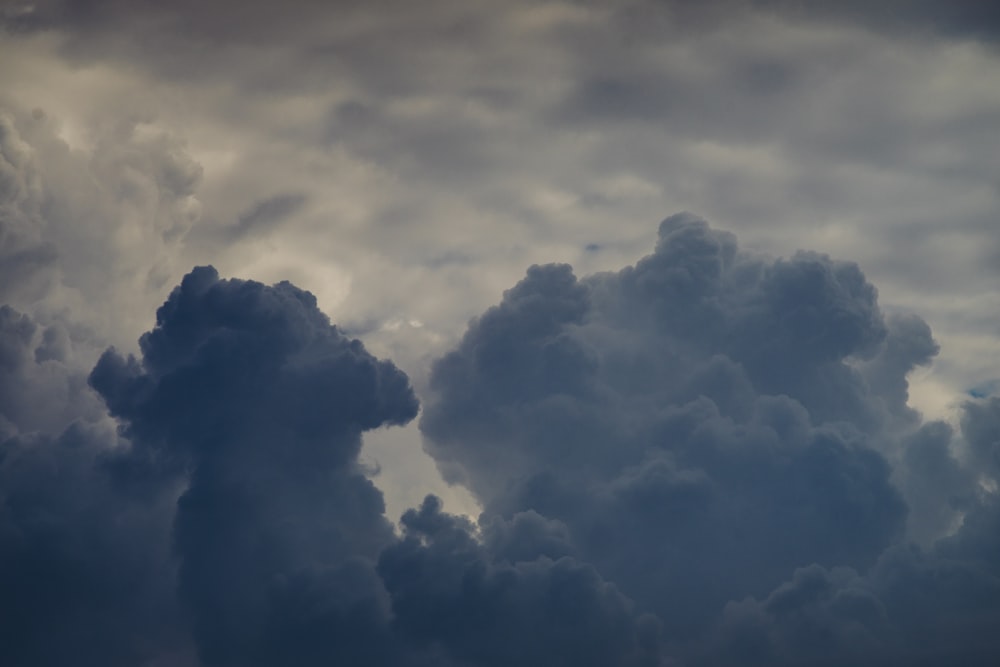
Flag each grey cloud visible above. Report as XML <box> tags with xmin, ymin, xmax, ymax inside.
<box><xmin>0</xmin><ymin>304</ymin><xmax>106</xmax><ymax>434</ymax></box>
<box><xmin>420</xmin><ymin>214</ymin><xmax>1000</xmax><ymax>660</ymax></box>
<box><xmin>232</xmin><ymin>193</ymin><xmax>306</xmax><ymax>238</ymax></box>
<box><xmin>9</xmin><ymin>1</ymin><xmax>1000</xmax><ymax>48</ymax></box>
<box><xmin>184</xmin><ymin>192</ymin><xmax>309</xmax><ymax>256</ymax></box>
<box><xmin>859</xmin><ymin>313</ymin><xmax>939</xmax><ymax>426</ymax></box>
<box><xmin>960</xmin><ymin>395</ymin><xmax>1000</xmax><ymax>476</ymax></box>
<box><xmin>0</xmin><ymin>100</ymin><xmax>204</xmax><ymax>352</ymax></box>
<box><xmin>2</xmin><ymin>0</ymin><xmax>999</xmax><ymax>662</ymax></box>
<box><xmin>0</xmin><ymin>424</ymin><xmax>187</xmax><ymax>667</ymax></box>
<box><xmin>3</xmin><ymin>216</ymin><xmax>1000</xmax><ymax>665</ymax></box>
<box><xmin>0</xmin><ymin>109</ymin><xmax>57</xmax><ymax>304</ymax></box>
<box><xmin>378</xmin><ymin>495</ymin><xmax>663</xmax><ymax>667</ymax></box>
<box><xmin>8</xmin><ymin>0</ymin><xmax>995</xmax><ymax>388</ymax></box>
<box><xmin>710</xmin><ymin>523</ymin><xmax>1000</xmax><ymax>666</ymax></box>
<box><xmin>90</xmin><ymin>266</ymin><xmax>418</xmax><ymax>665</ymax></box>
<box><xmin>754</xmin><ymin>0</ymin><xmax>1000</xmax><ymax>43</ymax></box>
<box><xmin>0</xmin><ymin>306</ymin><xmax>185</xmax><ymax>666</ymax></box>
<box><xmin>897</xmin><ymin>421</ymin><xmax>977</xmax><ymax>546</ymax></box>
<box><xmin>80</xmin><ymin>265</ymin><xmax>661</xmax><ymax>667</ymax></box>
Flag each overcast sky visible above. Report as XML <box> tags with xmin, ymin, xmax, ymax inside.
<box><xmin>2</xmin><ymin>2</ymin><xmax>1000</xmax><ymax>665</ymax></box>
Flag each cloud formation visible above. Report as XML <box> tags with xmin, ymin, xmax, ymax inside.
<box><xmin>421</xmin><ymin>214</ymin><xmax>1000</xmax><ymax>662</ymax></box>
<box><xmin>0</xmin><ymin>101</ymin><xmax>203</xmax><ymax>355</ymax></box>
<box><xmin>3</xmin><ymin>0</ymin><xmax>1000</xmax><ymax>662</ymax></box>
<box><xmin>2</xmin><ymin>263</ymin><xmax>659</xmax><ymax>667</ymax></box>
<box><xmin>2</xmin><ymin>216</ymin><xmax>1000</xmax><ymax>665</ymax></box>
<box><xmin>89</xmin><ymin>266</ymin><xmax>419</xmax><ymax>665</ymax></box>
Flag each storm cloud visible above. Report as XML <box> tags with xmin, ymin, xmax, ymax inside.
<box><xmin>2</xmin><ymin>215</ymin><xmax>1000</xmax><ymax>664</ymax></box>
<box><xmin>2</xmin><ymin>1</ymin><xmax>1000</xmax><ymax>660</ymax></box>
<box><xmin>421</xmin><ymin>214</ymin><xmax>1000</xmax><ymax>662</ymax></box>
<box><xmin>2</xmin><ymin>263</ymin><xmax>661</xmax><ymax>667</ymax></box>
<box><xmin>89</xmin><ymin>266</ymin><xmax>419</xmax><ymax>666</ymax></box>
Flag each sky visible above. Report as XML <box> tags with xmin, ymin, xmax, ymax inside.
<box><xmin>1</xmin><ymin>1</ymin><xmax>1000</xmax><ymax>665</ymax></box>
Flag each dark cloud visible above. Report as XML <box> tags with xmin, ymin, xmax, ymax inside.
<box><xmin>76</xmin><ymin>264</ymin><xmax>664</xmax><ymax>667</ymax></box>
<box><xmin>0</xmin><ymin>306</ymin><xmax>186</xmax><ymax>666</ymax></box>
<box><xmin>421</xmin><ymin>214</ymin><xmax>1000</xmax><ymax>661</ymax></box>
<box><xmin>3</xmin><ymin>218</ymin><xmax>1000</xmax><ymax>665</ymax></box>
<box><xmin>2</xmin><ymin>0</ymin><xmax>999</xmax><ymax>660</ymax></box>
<box><xmin>960</xmin><ymin>395</ymin><xmax>1000</xmax><ymax>476</ymax></box>
<box><xmin>379</xmin><ymin>495</ymin><xmax>663</xmax><ymax>667</ymax></box>
<box><xmin>709</xmin><ymin>509</ymin><xmax>1000</xmax><ymax>667</ymax></box>
<box><xmin>90</xmin><ymin>265</ymin><xmax>418</xmax><ymax>665</ymax></box>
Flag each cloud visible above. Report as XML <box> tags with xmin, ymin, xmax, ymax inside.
<box><xmin>231</xmin><ymin>193</ymin><xmax>307</xmax><ymax>239</ymax></box>
<box><xmin>379</xmin><ymin>495</ymin><xmax>663</xmax><ymax>667</ymax></box>
<box><xmin>960</xmin><ymin>395</ymin><xmax>1000</xmax><ymax>477</ymax></box>
<box><xmin>709</xmin><ymin>505</ymin><xmax>1000</xmax><ymax>666</ymax></box>
<box><xmin>6</xmin><ymin>0</ymin><xmax>997</xmax><ymax>421</ymax></box>
<box><xmin>0</xmin><ymin>109</ymin><xmax>57</xmax><ymax>305</ymax></box>
<box><xmin>3</xmin><ymin>0</ymin><xmax>1000</xmax><ymax>661</ymax></box>
<box><xmin>0</xmin><ymin>305</ymin><xmax>187</xmax><ymax>666</ymax></box>
<box><xmin>421</xmin><ymin>214</ymin><xmax>1000</xmax><ymax>660</ymax></box>
<box><xmin>2</xmin><ymin>217</ymin><xmax>1000</xmax><ymax>664</ymax></box>
<box><xmin>2</xmin><ymin>264</ymin><xmax>422</xmax><ymax>666</ymax></box>
<box><xmin>0</xmin><ymin>100</ymin><xmax>204</xmax><ymax>353</ymax></box>
<box><xmin>72</xmin><ymin>264</ymin><xmax>662</xmax><ymax>667</ymax></box>
<box><xmin>89</xmin><ymin>265</ymin><xmax>418</xmax><ymax>665</ymax></box>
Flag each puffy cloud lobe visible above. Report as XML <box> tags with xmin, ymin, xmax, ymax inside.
<box><xmin>859</xmin><ymin>313</ymin><xmax>939</xmax><ymax>426</ymax></box>
<box><xmin>422</xmin><ymin>214</ymin><xmax>915</xmax><ymax>633</ymax></box>
<box><xmin>0</xmin><ymin>101</ymin><xmax>203</xmax><ymax>354</ymax></box>
<box><xmin>896</xmin><ymin>420</ymin><xmax>977</xmax><ymax>545</ymax></box>
<box><xmin>378</xmin><ymin>495</ymin><xmax>663</xmax><ymax>667</ymax></box>
<box><xmin>0</xmin><ymin>110</ymin><xmax>55</xmax><ymax>305</ymax></box>
<box><xmin>419</xmin><ymin>214</ymin><xmax>1000</xmax><ymax>665</ymax></box>
<box><xmin>711</xmin><ymin>532</ymin><xmax>1000</xmax><ymax>667</ymax></box>
<box><xmin>90</xmin><ymin>266</ymin><xmax>418</xmax><ymax>666</ymax></box>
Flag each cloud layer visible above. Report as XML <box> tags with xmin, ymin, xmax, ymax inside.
<box><xmin>2</xmin><ymin>2</ymin><xmax>1000</xmax><ymax>663</ymax></box>
<box><xmin>2</xmin><ymin>215</ymin><xmax>999</xmax><ymax>665</ymax></box>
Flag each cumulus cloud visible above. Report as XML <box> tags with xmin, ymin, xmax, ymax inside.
<box><xmin>0</xmin><ymin>100</ymin><xmax>203</xmax><ymax>352</ymax></box>
<box><xmin>2</xmin><ymin>265</ymin><xmax>421</xmax><ymax>666</ymax></box>
<box><xmin>379</xmin><ymin>495</ymin><xmax>662</xmax><ymax>667</ymax></box>
<box><xmin>3</xmin><ymin>0</ymin><xmax>1000</xmax><ymax>661</ymax></box>
<box><xmin>89</xmin><ymin>266</ymin><xmax>419</xmax><ymax>665</ymax></box>
<box><xmin>3</xmin><ymin>262</ymin><xmax>665</xmax><ymax>666</ymax></box>
<box><xmin>421</xmin><ymin>214</ymin><xmax>1000</xmax><ymax>662</ymax></box>
<box><xmin>3</xmin><ymin>210</ymin><xmax>1000</xmax><ymax>665</ymax></box>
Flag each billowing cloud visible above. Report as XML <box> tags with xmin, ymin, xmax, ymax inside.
<box><xmin>89</xmin><ymin>266</ymin><xmax>419</xmax><ymax>665</ymax></box>
<box><xmin>3</xmin><ymin>263</ymin><xmax>663</xmax><ymax>666</ymax></box>
<box><xmin>2</xmin><ymin>0</ymin><xmax>1000</xmax><ymax>660</ymax></box>
<box><xmin>379</xmin><ymin>495</ymin><xmax>662</xmax><ymax>667</ymax></box>
<box><xmin>0</xmin><ymin>101</ymin><xmax>203</xmax><ymax>354</ymax></box>
<box><xmin>421</xmin><ymin>214</ymin><xmax>1000</xmax><ymax>661</ymax></box>
<box><xmin>2</xmin><ymin>216</ymin><xmax>1000</xmax><ymax>664</ymax></box>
